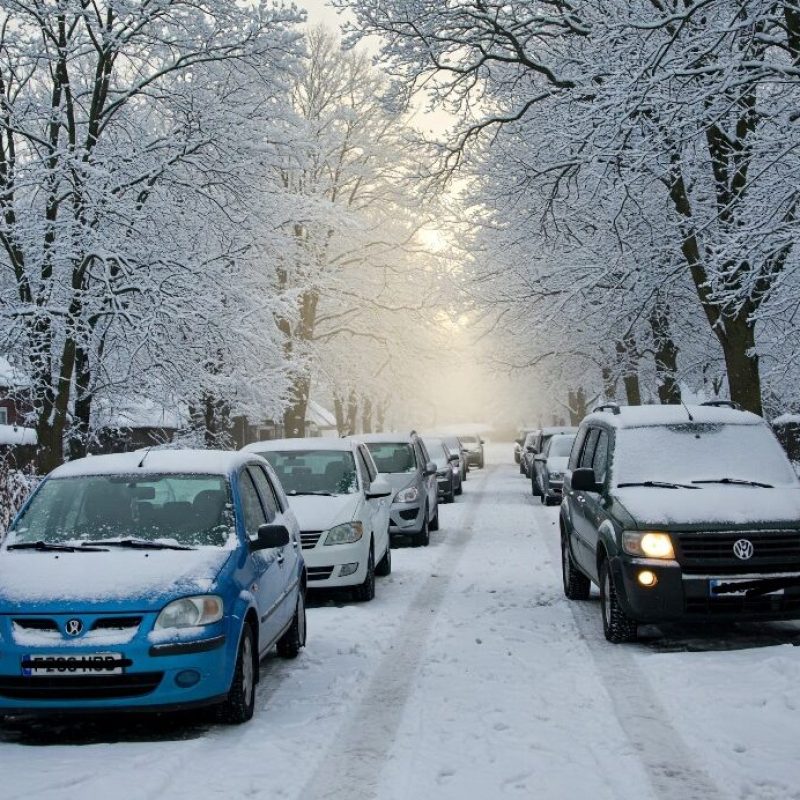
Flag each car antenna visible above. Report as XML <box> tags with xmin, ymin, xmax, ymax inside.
<box><xmin>681</xmin><ymin>400</ymin><xmax>694</xmax><ymax>422</ymax></box>
<box><xmin>137</xmin><ymin>447</ymin><xmax>152</xmax><ymax>469</ymax></box>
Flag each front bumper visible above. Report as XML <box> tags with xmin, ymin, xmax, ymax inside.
<box><xmin>302</xmin><ymin>537</ymin><xmax>369</xmax><ymax>587</ymax></box>
<box><xmin>0</xmin><ymin>614</ymin><xmax>235</xmax><ymax>714</ymax></box>
<box><xmin>545</xmin><ymin>479</ymin><xmax>564</xmax><ymax>497</ymax></box>
<box><xmin>465</xmin><ymin>450</ymin><xmax>483</xmax><ymax>466</ymax></box>
<box><xmin>388</xmin><ymin>500</ymin><xmax>426</xmax><ymax>536</ymax></box>
<box><xmin>611</xmin><ymin>557</ymin><xmax>800</xmax><ymax>623</ymax></box>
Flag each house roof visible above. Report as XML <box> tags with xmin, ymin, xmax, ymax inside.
<box><xmin>0</xmin><ymin>357</ymin><xmax>31</xmax><ymax>390</ymax></box>
<box><xmin>306</xmin><ymin>400</ymin><xmax>337</xmax><ymax>428</ymax></box>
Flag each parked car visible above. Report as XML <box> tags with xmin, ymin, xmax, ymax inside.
<box><xmin>514</xmin><ymin>429</ymin><xmax>535</xmax><ymax>466</ymax></box>
<box><xmin>0</xmin><ymin>450</ymin><xmax>306</xmax><ymax>723</ymax></box>
<box><xmin>532</xmin><ymin>432</ymin><xmax>576</xmax><ymax>504</ymax></box>
<box><xmin>439</xmin><ymin>434</ymin><xmax>467</xmax><ymax>487</ymax></box>
<box><xmin>423</xmin><ymin>436</ymin><xmax>460</xmax><ymax>503</ymax></box>
<box><xmin>459</xmin><ymin>434</ymin><xmax>485</xmax><ymax>469</ymax></box>
<box><xmin>357</xmin><ymin>432</ymin><xmax>439</xmax><ymax>546</ymax></box>
<box><xmin>520</xmin><ymin>431</ymin><xmax>539</xmax><ymax>477</ymax></box>
<box><xmin>530</xmin><ymin>427</ymin><xmax>577</xmax><ymax>492</ymax></box>
<box><xmin>243</xmin><ymin>438</ymin><xmax>392</xmax><ymax>601</ymax></box>
<box><xmin>560</xmin><ymin>402</ymin><xmax>800</xmax><ymax>643</ymax></box>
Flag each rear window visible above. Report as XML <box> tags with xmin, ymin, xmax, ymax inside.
<box><xmin>365</xmin><ymin>443</ymin><xmax>416</xmax><ymax>473</ymax></box>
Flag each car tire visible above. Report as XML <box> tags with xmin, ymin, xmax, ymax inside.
<box><xmin>445</xmin><ymin>488</ymin><xmax>455</xmax><ymax>503</ymax></box>
<box><xmin>375</xmin><ymin>542</ymin><xmax>392</xmax><ymax>576</ymax></box>
<box><xmin>519</xmin><ymin>461</ymin><xmax>525</xmax><ymax>475</ymax></box>
<box><xmin>429</xmin><ymin>505</ymin><xmax>440</xmax><ymax>531</ymax></box>
<box><xmin>218</xmin><ymin>624</ymin><xmax>256</xmax><ymax>724</ymax></box>
<box><xmin>455</xmin><ymin>481</ymin><xmax>463</xmax><ymax>496</ymax></box>
<box><xmin>353</xmin><ymin>544</ymin><xmax>376</xmax><ymax>601</ymax></box>
<box><xmin>478</xmin><ymin>456</ymin><xmax>484</xmax><ymax>469</ymax></box>
<box><xmin>599</xmin><ymin>560</ymin><xmax>637</xmax><ymax>643</ymax></box>
<box><xmin>561</xmin><ymin>533</ymin><xmax>591</xmax><ymax>601</ymax></box>
<box><xmin>416</xmin><ymin>513</ymin><xmax>430</xmax><ymax>547</ymax></box>
<box><xmin>276</xmin><ymin>591</ymin><xmax>306</xmax><ymax>659</ymax></box>
<box><xmin>531</xmin><ymin>474</ymin><xmax>540</xmax><ymax>497</ymax></box>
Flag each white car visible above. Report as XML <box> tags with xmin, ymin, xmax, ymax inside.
<box><xmin>241</xmin><ymin>438</ymin><xmax>392</xmax><ymax>601</ymax></box>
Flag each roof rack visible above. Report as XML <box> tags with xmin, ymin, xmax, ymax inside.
<box><xmin>700</xmin><ymin>400</ymin><xmax>741</xmax><ymax>410</ymax></box>
<box><xmin>593</xmin><ymin>403</ymin><xmax>621</xmax><ymax>415</ymax></box>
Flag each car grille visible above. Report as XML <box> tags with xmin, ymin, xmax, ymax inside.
<box><xmin>12</xmin><ymin>618</ymin><xmax>58</xmax><ymax>632</ymax></box>
<box><xmin>11</xmin><ymin>616</ymin><xmax>143</xmax><ymax>634</ymax></box>
<box><xmin>307</xmin><ymin>566</ymin><xmax>334</xmax><ymax>581</ymax></box>
<box><xmin>677</xmin><ymin>531</ymin><xmax>800</xmax><ymax>574</ymax></box>
<box><xmin>300</xmin><ymin>531</ymin><xmax>323</xmax><ymax>550</ymax></box>
<box><xmin>398</xmin><ymin>508</ymin><xmax>418</xmax><ymax>521</ymax></box>
<box><xmin>0</xmin><ymin>673</ymin><xmax>163</xmax><ymax>701</ymax></box>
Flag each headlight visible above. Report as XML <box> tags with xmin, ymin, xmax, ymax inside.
<box><xmin>395</xmin><ymin>486</ymin><xmax>419</xmax><ymax>503</ymax></box>
<box><xmin>324</xmin><ymin>521</ymin><xmax>364</xmax><ymax>546</ymax></box>
<box><xmin>155</xmin><ymin>595</ymin><xmax>223</xmax><ymax>630</ymax></box>
<box><xmin>622</xmin><ymin>531</ymin><xmax>675</xmax><ymax>559</ymax></box>
<box><xmin>549</xmin><ymin>471</ymin><xmax>563</xmax><ymax>480</ymax></box>
<box><xmin>452</xmin><ymin>465</ymin><xmax>459</xmax><ymax>474</ymax></box>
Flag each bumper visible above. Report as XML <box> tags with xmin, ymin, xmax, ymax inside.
<box><xmin>389</xmin><ymin>500</ymin><xmax>426</xmax><ymax>536</ymax></box>
<box><xmin>545</xmin><ymin>480</ymin><xmax>564</xmax><ymax>498</ymax></box>
<box><xmin>436</xmin><ymin>473</ymin><xmax>454</xmax><ymax>497</ymax></box>
<box><xmin>611</xmin><ymin>558</ymin><xmax>800</xmax><ymax>623</ymax></box>
<box><xmin>0</xmin><ymin>624</ymin><xmax>235</xmax><ymax>714</ymax></box>
<box><xmin>465</xmin><ymin>450</ymin><xmax>482</xmax><ymax>466</ymax></box>
<box><xmin>303</xmin><ymin>539</ymin><xmax>369</xmax><ymax>588</ymax></box>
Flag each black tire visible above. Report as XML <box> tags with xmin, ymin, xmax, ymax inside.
<box><xmin>218</xmin><ymin>624</ymin><xmax>256</xmax><ymax>724</ymax></box>
<box><xmin>519</xmin><ymin>461</ymin><xmax>525</xmax><ymax>475</ymax></box>
<box><xmin>531</xmin><ymin>470</ymin><xmax>541</xmax><ymax>496</ymax></box>
<box><xmin>429</xmin><ymin>504</ymin><xmax>440</xmax><ymax>531</ymax></box>
<box><xmin>478</xmin><ymin>456</ymin><xmax>484</xmax><ymax>469</ymax></box>
<box><xmin>375</xmin><ymin>541</ymin><xmax>392</xmax><ymax>576</ymax></box>
<box><xmin>276</xmin><ymin>590</ymin><xmax>306</xmax><ymax>659</ymax></box>
<box><xmin>445</xmin><ymin>488</ymin><xmax>455</xmax><ymax>503</ymax></box>
<box><xmin>600</xmin><ymin>560</ymin><xmax>638</xmax><ymax>643</ymax></box>
<box><xmin>561</xmin><ymin>533</ymin><xmax>591</xmax><ymax>600</ymax></box>
<box><xmin>455</xmin><ymin>480</ymin><xmax>463</xmax><ymax>496</ymax></box>
<box><xmin>416</xmin><ymin>513</ymin><xmax>430</xmax><ymax>547</ymax></box>
<box><xmin>353</xmin><ymin>544</ymin><xmax>376</xmax><ymax>601</ymax></box>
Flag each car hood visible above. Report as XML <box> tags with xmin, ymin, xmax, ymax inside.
<box><xmin>613</xmin><ymin>485</ymin><xmax>800</xmax><ymax>529</ymax></box>
<box><xmin>378</xmin><ymin>472</ymin><xmax>419</xmax><ymax>492</ymax></box>
<box><xmin>0</xmin><ymin>548</ymin><xmax>233</xmax><ymax>613</ymax></box>
<box><xmin>546</xmin><ymin>457</ymin><xmax>569</xmax><ymax>473</ymax></box>
<box><xmin>286</xmin><ymin>494</ymin><xmax>360</xmax><ymax>531</ymax></box>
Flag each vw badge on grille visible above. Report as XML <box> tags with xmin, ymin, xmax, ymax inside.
<box><xmin>733</xmin><ymin>539</ymin><xmax>754</xmax><ymax>560</ymax></box>
<box><xmin>65</xmin><ymin>618</ymin><xmax>83</xmax><ymax>636</ymax></box>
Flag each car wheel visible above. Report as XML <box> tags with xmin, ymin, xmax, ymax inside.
<box><xmin>561</xmin><ymin>533</ymin><xmax>590</xmax><ymax>600</ymax></box>
<box><xmin>478</xmin><ymin>456</ymin><xmax>484</xmax><ymax>469</ymax></box>
<box><xmin>416</xmin><ymin>512</ymin><xmax>430</xmax><ymax>547</ymax></box>
<box><xmin>375</xmin><ymin>542</ymin><xmax>392</xmax><ymax>576</ymax></box>
<box><xmin>519</xmin><ymin>461</ymin><xmax>525</xmax><ymax>475</ymax></box>
<box><xmin>353</xmin><ymin>544</ymin><xmax>376</xmax><ymax>601</ymax></box>
<box><xmin>599</xmin><ymin>560</ymin><xmax>637</xmax><ymax>643</ymax></box>
<box><xmin>455</xmin><ymin>480</ymin><xmax>463</xmax><ymax>496</ymax></box>
<box><xmin>218</xmin><ymin>624</ymin><xmax>256</xmax><ymax>724</ymax></box>
<box><xmin>531</xmin><ymin>473</ymin><xmax>540</xmax><ymax>496</ymax></box>
<box><xmin>429</xmin><ymin>505</ymin><xmax>440</xmax><ymax>531</ymax></box>
<box><xmin>277</xmin><ymin>590</ymin><xmax>306</xmax><ymax>659</ymax></box>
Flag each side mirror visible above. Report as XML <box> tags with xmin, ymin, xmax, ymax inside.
<box><xmin>251</xmin><ymin>523</ymin><xmax>290</xmax><ymax>551</ymax></box>
<box><xmin>366</xmin><ymin>477</ymin><xmax>392</xmax><ymax>499</ymax></box>
<box><xmin>571</xmin><ymin>468</ymin><xmax>601</xmax><ymax>493</ymax></box>
<box><xmin>534</xmin><ymin>453</ymin><xmax>546</xmax><ymax>462</ymax></box>
<box><xmin>448</xmin><ymin>453</ymin><xmax>460</xmax><ymax>463</ymax></box>
<box><xmin>479</xmin><ymin>438</ymin><xmax>485</xmax><ymax>445</ymax></box>
<box><xmin>424</xmin><ymin>461</ymin><xmax>437</xmax><ymax>476</ymax></box>
<box><xmin>525</xmin><ymin>445</ymin><xmax>535</xmax><ymax>453</ymax></box>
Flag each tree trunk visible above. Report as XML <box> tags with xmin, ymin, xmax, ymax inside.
<box><xmin>376</xmin><ymin>399</ymin><xmax>387</xmax><ymax>433</ymax></box>
<box><xmin>334</xmin><ymin>392</ymin><xmax>347</xmax><ymax>436</ymax></box>
<box><xmin>283</xmin><ymin>376</ymin><xmax>310</xmax><ymax>438</ymax></box>
<box><xmin>362</xmin><ymin>396</ymin><xmax>373</xmax><ymax>433</ymax></box>
<box><xmin>720</xmin><ymin>313</ymin><xmax>762</xmax><ymax>415</ymax></box>
<box><xmin>346</xmin><ymin>390</ymin><xmax>358</xmax><ymax>436</ymax></box>
<box><xmin>616</xmin><ymin>337</ymin><xmax>641</xmax><ymax>406</ymax></box>
<box><xmin>649</xmin><ymin>304</ymin><xmax>681</xmax><ymax>405</ymax></box>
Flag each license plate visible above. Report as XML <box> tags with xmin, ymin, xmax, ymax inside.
<box><xmin>708</xmin><ymin>579</ymin><xmax>784</xmax><ymax>597</ymax></box>
<box><xmin>22</xmin><ymin>652</ymin><xmax>124</xmax><ymax>677</ymax></box>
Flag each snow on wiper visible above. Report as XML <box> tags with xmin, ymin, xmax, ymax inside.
<box><xmin>287</xmin><ymin>490</ymin><xmax>335</xmax><ymax>496</ymax></box>
<box><xmin>87</xmin><ymin>539</ymin><xmax>195</xmax><ymax>550</ymax></box>
<box><xmin>7</xmin><ymin>540</ymin><xmax>108</xmax><ymax>552</ymax></box>
<box><xmin>617</xmin><ymin>480</ymin><xmax>700</xmax><ymax>490</ymax></box>
<box><xmin>692</xmin><ymin>478</ymin><xmax>774</xmax><ymax>488</ymax></box>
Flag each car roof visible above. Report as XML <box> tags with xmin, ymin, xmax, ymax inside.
<box><xmin>49</xmin><ymin>449</ymin><xmax>258</xmax><ymax>479</ymax></box>
<box><xmin>355</xmin><ymin>432</ymin><xmax>417</xmax><ymax>444</ymax></box>
<box><xmin>582</xmin><ymin>404</ymin><xmax>764</xmax><ymax>430</ymax></box>
<box><xmin>241</xmin><ymin>437</ymin><xmax>358</xmax><ymax>453</ymax></box>
<box><xmin>540</xmin><ymin>426</ymin><xmax>578</xmax><ymax>435</ymax></box>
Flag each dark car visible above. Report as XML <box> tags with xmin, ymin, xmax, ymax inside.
<box><xmin>439</xmin><ymin>435</ymin><xmax>468</xmax><ymax>486</ymax></box>
<box><xmin>529</xmin><ymin>427</ymin><xmax>577</xmax><ymax>489</ymax></box>
<box><xmin>520</xmin><ymin>431</ymin><xmax>539</xmax><ymax>477</ymax></box>
<box><xmin>423</xmin><ymin>437</ymin><xmax>460</xmax><ymax>503</ymax></box>
<box><xmin>560</xmin><ymin>402</ymin><xmax>800</xmax><ymax>643</ymax></box>
<box><xmin>532</xmin><ymin>433</ymin><xmax>576</xmax><ymax>504</ymax></box>
<box><xmin>459</xmin><ymin>434</ymin><xmax>484</xmax><ymax>469</ymax></box>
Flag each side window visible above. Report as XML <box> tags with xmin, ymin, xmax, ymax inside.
<box><xmin>414</xmin><ymin>442</ymin><xmax>426</xmax><ymax>469</ymax></box>
<box><xmin>238</xmin><ymin>470</ymin><xmax>267</xmax><ymax>538</ymax></box>
<box><xmin>591</xmin><ymin>431</ymin><xmax>610</xmax><ymax>484</ymax></box>
<box><xmin>580</xmin><ymin>429</ymin><xmax>600</xmax><ymax>469</ymax></box>
<box><xmin>357</xmin><ymin>447</ymin><xmax>376</xmax><ymax>485</ymax></box>
<box><xmin>248</xmin><ymin>466</ymin><xmax>278</xmax><ymax>522</ymax></box>
<box><xmin>569</xmin><ymin>428</ymin><xmax>588</xmax><ymax>470</ymax></box>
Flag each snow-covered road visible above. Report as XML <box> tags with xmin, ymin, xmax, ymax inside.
<box><xmin>4</xmin><ymin>444</ymin><xmax>800</xmax><ymax>799</ymax></box>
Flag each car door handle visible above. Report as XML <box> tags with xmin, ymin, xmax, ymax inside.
<box><xmin>576</xmin><ymin>495</ymin><xmax>586</xmax><ymax>504</ymax></box>
<box><xmin>292</xmin><ymin>539</ymin><xmax>298</xmax><ymax>549</ymax></box>
<box><xmin>277</xmin><ymin>553</ymin><xmax>285</xmax><ymax>565</ymax></box>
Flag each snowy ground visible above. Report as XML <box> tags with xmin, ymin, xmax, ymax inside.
<box><xmin>4</xmin><ymin>443</ymin><xmax>800</xmax><ymax>799</ymax></box>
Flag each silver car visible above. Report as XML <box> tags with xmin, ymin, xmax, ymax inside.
<box><xmin>356</xmin><ymin>432</ymin><xmax>439</xmax><ymax>547</ymax></box>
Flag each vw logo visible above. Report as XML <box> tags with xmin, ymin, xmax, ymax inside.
<box><xmin>733</xmin><ymin>539</ymin><xmax>754</xmax><ymax>560</ymax></box>
<box><xmin>64</xmin><ymin>618</ymin><xmax>83</xmax><ymax>637</ymax></box>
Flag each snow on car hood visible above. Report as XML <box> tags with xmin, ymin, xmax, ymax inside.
<box><xmin>614</xmin><ymin>485</ymin><xmax>800</xmax><ymax>528</ymax></box>
<box><xmin>0</xmin><ymin>548</ymin><xmax>232</xmax><ymax>612</ymax></box>
<box><xmin>286</xmin><ymin>493</ymin><xmax>360</xmax><ymax>531</ymax></box>
<box><xmin>546</xmin><ymin>457</ymin><xmax>569</xmax><ymax>473</ymax></box>
<box><xmin>378</xmin><ymin>472</ymin><xmax>418</xmax><ymax>492</ymax></box>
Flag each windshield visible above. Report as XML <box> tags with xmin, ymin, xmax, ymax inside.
<box><xmin>548</xmin><ymin>436</ymin><xmax>575</xmax><ymax>458</ymax></box>
<box><xmin>460</xmin><ymin>435</ymin><xmax>477</xmax><ymax>443</ymax></box>
<box><xmin>9</xmin><ymin>474</ymin><xmax>233</xmax><ymax>547</ymax></box>
<box><xmin>614</xmin><ymin>424</ymin><xmax>798</xmax><ymax>487</ymax></box>
<box><xmin>423</xmin><ymin>439</ymin><xmax>448</xmax><ymax>469</ymax></box>
<box><xmin>365</xmin><ymin>442</ymin><xmax>416</xmax><ymax>473</ymax></box>
<box><xmin>261</xmin><ymin>450</ymin><xmax>358</xmax><ymax>495</ymax></box>
<box><xmin>442</xmin><ymin>436</ymin><xmax>461</xmax><ymax>452</ymax></box>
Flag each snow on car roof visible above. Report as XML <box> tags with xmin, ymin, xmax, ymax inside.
<box><xmin>49</xmin><ymin>449</ymin><xmax>259</xmax><ymax>479</ymax></box>
<box><xmin>541</xmin><ymin>426</ymin><xmax>578</xmax><ymax>435</ymax></box>
<box><xmin>353</xmin><ymin>432</ymin><xmax>416</xmax><ymax>444</ymax></box>
<box><xmin>584</xmin><ymin>404</ymin><xmax>763</xmax><ymax>429</ymax></box>
<box><xmin>242</xmin><ymin>437</ymin><xmax>357</xmax><ymax>453</ymax></box>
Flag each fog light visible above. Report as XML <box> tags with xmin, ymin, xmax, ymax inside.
<box><xmin>339</xmin><ymin>562</ymin><xmax>359</xmax><ymax>577</ymax></box>
<box><xmin>637</xmin><ymin>570</ymin><xmax>658</xmax><ymax>588</ymax></box>
<box><xmin>175</xmin><ymin>669</ymin><xmax>201</xmax><ymax>688</ymax></box>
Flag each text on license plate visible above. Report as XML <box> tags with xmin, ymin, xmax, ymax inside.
<box><xmin>708</xmin><ymin>579</ymin><xmax>785</xmax><ymax>597</ymax></box>
<box><xmin>22</xmin><ymin>653</ymin><xmax>124</xmax><ymax>676</ymax></box>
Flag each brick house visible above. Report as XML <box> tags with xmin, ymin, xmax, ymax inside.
<box><xmin>0</xmin><ymin>356</ymin><xmax>33</xmax><ymax>427</ymax></box>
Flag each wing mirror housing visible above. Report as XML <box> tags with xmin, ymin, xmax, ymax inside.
<box><xmin>424</xmin><ymin>461</ymin><xmax>437</xmax><ymax>476</ymax></box>
<box><xmin>534</xmin><ymin>453</ymin><xmax>547</xmax><ymax>462</ymax></box>
<box><xmin>571</xmin><ymin>467</ymin><xmax>602</xmax><ymax>493</ymax></box>
<box><xmin>366</xmin><ymin>477</ymin><xmax>392</xmax><ymax>499</ymax></box>
<box><xmin>251</xmin><ymin>523</ymin><xmax>290</xmax><ymax>552</ymax></box>
<box><xmin>448</xmin><ymin>453</ymin><xmax>460</xmax><ymax>463</ymax></box>
<box><xmin>525</xmin><ymin>445</ymin><xmax>535</xmax><ymax>453</ymax></box>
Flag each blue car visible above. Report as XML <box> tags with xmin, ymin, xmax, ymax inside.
<box><xmin>0</xmin><ymin>450</ymin><xmax>306</xmax><ymax>723</ymax></box>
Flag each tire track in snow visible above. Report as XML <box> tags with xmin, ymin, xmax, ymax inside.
<box><xmin>535</xmin><ymin>504</ymin><xmax>728</xmax><ymax>800</ymax></box>
<box><xmin>299</xmin><ymin>468</ymin><xmax>491</xmax><ymax>800</ymax></box>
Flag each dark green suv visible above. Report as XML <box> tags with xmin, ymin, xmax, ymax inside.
<box><xmin>560</xmin><ymin>402</ymin><xmax>800</xmax><ymax>643</ymax></box>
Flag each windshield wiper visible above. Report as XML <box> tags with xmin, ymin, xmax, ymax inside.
<box><xmin>287</xmin><ymin>490</ymin><xmax>335</xmax><ymax>497</ymax></box>
<box><xmin>87</xmin><ymin>539</ymin><xmax>194</xmax><ymax>551</ymax></box>
<box><xmin>692</xmin><ymin>478</ymin><xmax>774</xmax><ymax>488</ymax></box>
<box><xmin>617</xmin><ymin>481</ymin><xmax>700</xmax><ymax>490</ymax></box>
<box><xmin>7</xmin><ymin>540</ymin><xmax>108</xmax><ymax>552</ymax></box>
